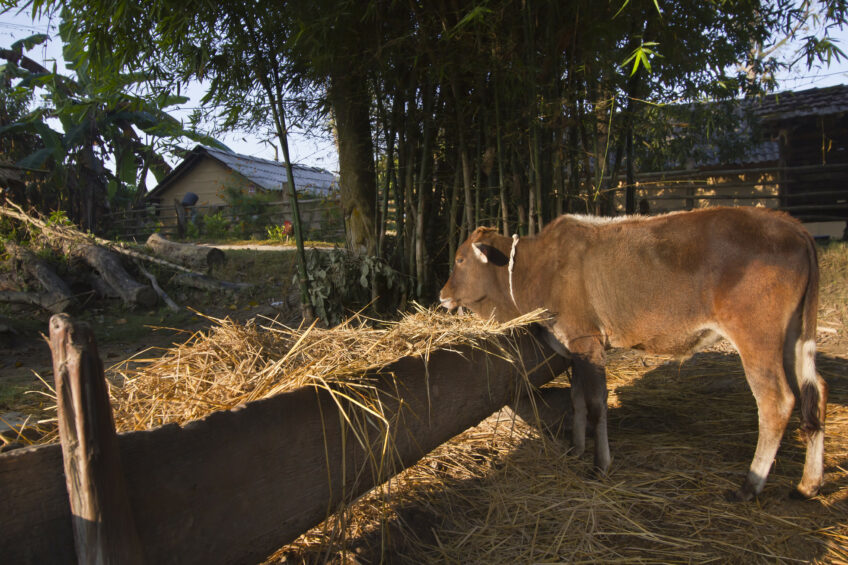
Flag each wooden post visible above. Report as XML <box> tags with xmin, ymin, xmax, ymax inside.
<box><xmin>49</xmin><ymin>314</ymin><xmax>144</xmax><ymax>564</ymax></box>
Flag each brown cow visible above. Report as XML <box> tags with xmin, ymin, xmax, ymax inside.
<box><xmin>440</xmin><ymin>207</ymin><xmax>827</xmax><ymax>500</ymax></box>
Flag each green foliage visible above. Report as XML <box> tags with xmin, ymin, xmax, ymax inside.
<box><xmin>185</xmin><ymin>218</ymin><xmax>200</xmax><ymax>239</ymax></box>
<box><xmin>266</xmin><ymin>224</ymin><xmax>290</xmax><ymax>242</ymax></box>
<box><xmin>0</xmin><ymin>27</ymin><xmax>228</xmax><ymax>230</ymax></box>
<box><xmin>221</xmin><ymin>185</ymin><xmax>278</xmax><ymax>238</ymax></box>
<box><xmin>45</xmin><ymin>209</ymin><xmax>73</xmax><ymax>228</ymax></box>
<box><xmin>200</xmin><ymin>211</ymin><xmax>230</xmax><ymax>239</ymax></box>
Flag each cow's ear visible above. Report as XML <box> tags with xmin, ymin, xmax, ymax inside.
<box><xmin>472</xmin><ymin>243</ymin><xmax>508</xmax><ymax>266</ymax></box>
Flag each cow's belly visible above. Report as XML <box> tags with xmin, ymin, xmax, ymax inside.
<box><xmin>610</xmin><ymin>327</ymin><xmax>724</xmax><ymax>357</ymax></box>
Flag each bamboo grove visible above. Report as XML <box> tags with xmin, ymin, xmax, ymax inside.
<box><xmin>13</xmin><ymin>0</ymin><xmax>848</xmax><ymax>302</ymax></box>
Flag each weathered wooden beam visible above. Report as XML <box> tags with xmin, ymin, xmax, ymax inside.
<box><xmin>50</xmin><ymin>314</ymin><xmax>144</xmax><ymax>564</ymax></box>
<box><xmin>0</xmin><ymin>327</ymin><xmax>569</xmax><ymax>565</ymax></box>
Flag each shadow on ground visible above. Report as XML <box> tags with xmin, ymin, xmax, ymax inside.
<box><xmin>274</xmin><ymin>350</ymin><xmax>848</xmax><ymax>564</ymax></box>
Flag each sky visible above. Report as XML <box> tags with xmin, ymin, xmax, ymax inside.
<box><xmin>3</xmin><ymin>7</ymin><xmax>848</xmax><ymax>177</ymax></box>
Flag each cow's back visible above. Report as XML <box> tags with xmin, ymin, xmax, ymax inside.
<box><xmin>546</xmin><ymin>208</ymin><xmax>814</xmax><ymax>354</ymax></box>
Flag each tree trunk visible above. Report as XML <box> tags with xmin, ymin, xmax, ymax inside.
<box><xmin>146</xmin><ymin>233</ymin><xmax>225</xmax><ymax>273</ymax></box>
<box><xmin>448</xmin><ymin>164</ymin><xmax>461</xmax><ymax>261</ymax></box>
<box><xmin>329</xmin><ymin>71</ymin><xmax>377</xmax><ymax>256</ymax></box>
<box><xmin>495</xmin><ymin>88</ymin><xmax>509</xmax><ymax>236</ymax></box>
<box><xmin>415</xmin><ymin>82</ymin><xmax>436</xmax><ymax>297</ymax></box>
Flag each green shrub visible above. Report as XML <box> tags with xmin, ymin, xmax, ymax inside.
<box><xmin>202</xmin><ymin>211</ymin><xmax>231</xmax><ymax>239</ymax></box>
<box><xmin>297</xmin><ymin>249</ymin><xmax>406</xmax><ymax>326</ymax></box>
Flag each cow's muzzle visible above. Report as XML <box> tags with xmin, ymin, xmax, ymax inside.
<box><xmin>439</xmin><ymin>290</ymin><xmax>460</xmax><ymax>312</ymax></box>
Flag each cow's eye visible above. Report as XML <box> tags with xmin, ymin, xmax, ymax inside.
<box><xmin>455</xmin><ymin>257</ymin><xmax>464</xmax><ymax>265</ymax></box>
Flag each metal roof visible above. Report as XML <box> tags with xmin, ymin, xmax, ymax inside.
<box><xmin>750</xmin><ymin>84</ymin><xmax>848</xmax><ymax>122</ymax></box>
<box><xmin>147</xmin><ymin>145</ymin><xmax>338</xmax><ymax>200</ymax></box>
<box><xmin>657</xmin><ymin>85</ymin><xmax>848</xmax><ymax>169</ymax></box>
<box><xmin>200</xmin><ymin>146</ymin><xmax>338</xmax><ymax>194</ymax></box>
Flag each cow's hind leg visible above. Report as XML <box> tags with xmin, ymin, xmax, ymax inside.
<box><xmin>785</xmin><ymin>330</ymin><xmax>828</xmax><ymax>498</ymax></box>
<box><xmin>731</xmin><ymin>347</ymin><xmax>795</xmax><ymax>501</ymax></box>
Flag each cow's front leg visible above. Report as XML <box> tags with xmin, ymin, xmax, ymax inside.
<box><xmin>571</xmin><ymin>339</ymin><xmax>609</xmax><ymax>474</ymax></box>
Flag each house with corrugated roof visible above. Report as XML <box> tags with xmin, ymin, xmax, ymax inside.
<box><xmin>139</xmin><ymin>145</ymin><xmax>342</xmax><ymax>239</ymax></box>
<box><xmin>146</xmin><ymin>145</ymin><xmax>338</xmax><ymax>207</ymax></box>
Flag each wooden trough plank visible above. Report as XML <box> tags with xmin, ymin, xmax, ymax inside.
<box><xmin>0</xmin><ymin>443</ymin><xmax>72</xmax><ymax>565</ymax></box>
<box><xmin>0</xmin><ymin>329</ymin><xmax>568</xmax><ymax>564</ymax></box>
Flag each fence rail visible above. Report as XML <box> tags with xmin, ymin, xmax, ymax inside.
<box><xmin>592</xmin><ymin>163</ymin><xmax>848</xmax><ymax>222</ymax></box>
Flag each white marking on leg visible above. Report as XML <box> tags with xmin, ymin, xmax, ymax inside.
<box><xmin>799</xmin><ymin>339</ymin><xmax>817</xmax><ymax>384</ymax></box>
<box><xmin>798</xmin><ymin>428</ymin><xmax>825</xmax><ymax>497</ymax></box>
<box><xmin>746</xmin><ymin>387</ymin><xmax>794</xmax><ymax>496</ymax></box>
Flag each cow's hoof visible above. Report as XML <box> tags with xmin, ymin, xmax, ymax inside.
<box><xmin>589</xmin><ymin>466</ymin><xmax>609</xmax><ymax>480</ymax></box>
<box><xmin>789</xmin><ymin>486</ymin><xmax>818</xmax><ymax>500</ymax></box>
<box><xmin>724</xmin><ymin>488</ymin><xmax>751</xmax><ymax>502</ymax></box>
<box><xmin>725</xmin><ymin>481</ymin><xmax>758</xmax><ymax>502</ymax></box>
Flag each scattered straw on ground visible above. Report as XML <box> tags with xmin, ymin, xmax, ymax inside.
<box><xmin>272</xmin><ymin>342</ymin><xmax>848</xmax><ymax>564</ymax></box>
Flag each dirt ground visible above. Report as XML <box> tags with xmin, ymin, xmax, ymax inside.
<box><xmin>0</xmin><ymin>245</ymin><xmax>304</xmax><ymax>438</ymax></box>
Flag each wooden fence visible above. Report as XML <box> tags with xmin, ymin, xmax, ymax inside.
<box><xmin>603</xmin><ymin>163</ymin><xmax>848</xmax><ymax>222</ymax></box>
<box><xmin>102</xmin><ymin>198</ymin><xmax>345</xmax><ymax>242</ymax></box>
<box><xmin>0</xmin><ymin>316</ymin><xmax>569</xmax><ymax>564</ymax></box>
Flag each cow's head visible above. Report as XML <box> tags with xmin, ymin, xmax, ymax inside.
<box><xmin>439</xmin><ymin>227</ymin><xmax>517</xmax><ymax>321</ymax></box>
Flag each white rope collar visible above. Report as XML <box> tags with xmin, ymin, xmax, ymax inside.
<box><xmin>508</xmin><ymin>233</ymin><xmax>519</xmax><ymax>309</ymax></box>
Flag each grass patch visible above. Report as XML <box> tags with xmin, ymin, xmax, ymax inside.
<box><xmin>75</xmin><ymin>307</ymin><xmax>199</xmax><ymax>346</ymax></box>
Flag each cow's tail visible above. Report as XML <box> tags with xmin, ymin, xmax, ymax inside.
<box><xmin>794</xmin><ymin>231</ymin><xmax>826</xmax><ymax>437</ymax></box>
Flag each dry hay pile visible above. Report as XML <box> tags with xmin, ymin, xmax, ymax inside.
<box><xmin>102</xmin><ymin>307</ymin><xmax>546</xmax><ymax>433</ymax></box>
<box><xmin>274</xmin><ymin>346</ymin><xmax>848</xmax><ymax>564</ymax></box>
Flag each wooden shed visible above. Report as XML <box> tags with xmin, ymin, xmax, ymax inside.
<box><xmin>616</xmin><ymin>85</ymin><xmax>848</xmax><ymax>239</ymax></box>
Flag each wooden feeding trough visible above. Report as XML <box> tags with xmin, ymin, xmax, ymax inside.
<box><xmin>0</xmin><ymin>314</ymin><xmax>569</xmax><ymax>564</ymax></box>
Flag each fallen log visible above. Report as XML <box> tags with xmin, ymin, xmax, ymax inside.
<box><xmin>87</xmin><ymin>273</ymin><xmax>120</xmax><ymax>299</ymax></box>
<box><xmin>4</xmin><ymin>241</ymin><xmax>75</xmax><ymax>313</ymax></box>
<box><xmin>0</xmin><ymin>327</ymin><xmax>569</xmax><ymax>565</ymax></box>
<box><xmin>146</xmin><ymin>233</ymin><xmax>226</xmax><ymax>273</ymax></box>
<box><xmin>0</xmin><ymin>290</ymin><xmax>64</xmax><ymax>311</ymax></box>
<box><xmin>67</xmin><ymin>242</ymin><xmax>157</xmax><ymax>308</ymax></box>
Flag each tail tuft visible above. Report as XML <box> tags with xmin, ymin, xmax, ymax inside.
<box><xmin>800</xmin><ymin>381</ymin><xmax>824</xmax><ymax>437</ymax></box>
